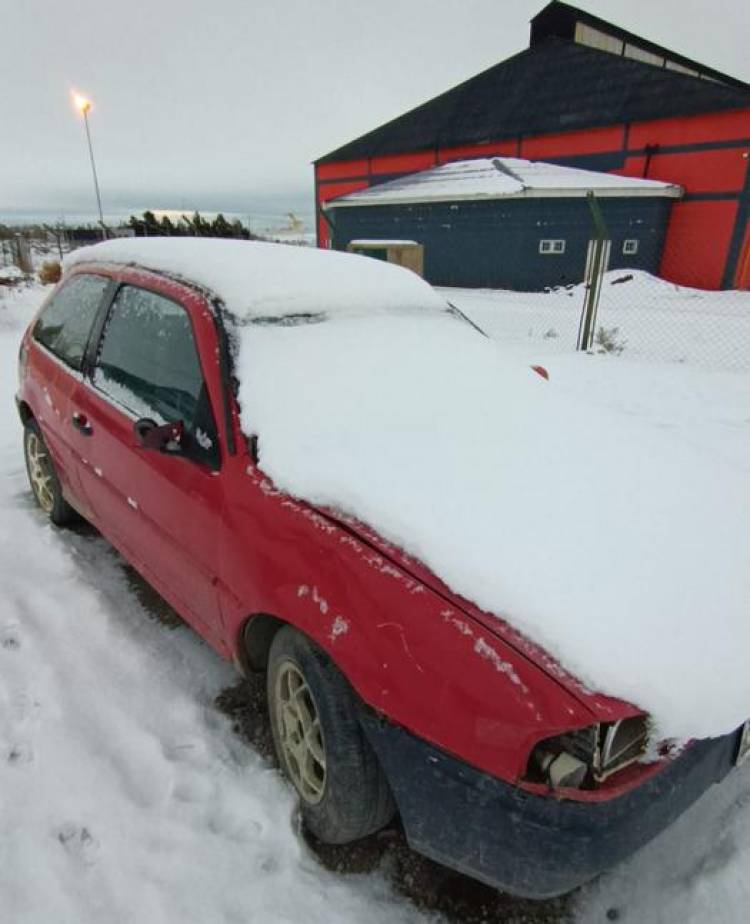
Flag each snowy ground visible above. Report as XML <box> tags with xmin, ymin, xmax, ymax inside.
<box><xmin>0</xmin><ymin>283</ymin><xmax>425</xmax><ymax>924</ymax></box>
<box><xmin>1</xmin><ymin>280</ymin><xmax>749</xmax><ymax>922</ymax></box>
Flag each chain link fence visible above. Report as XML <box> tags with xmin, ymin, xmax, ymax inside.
<box><xmin>444</xmin><ymin>196</ymin><xmax>750</xmax><ymax>373</ymax></box>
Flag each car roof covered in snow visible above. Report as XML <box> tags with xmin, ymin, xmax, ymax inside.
<box><xmin>324</xmin><ymin>157</ymin><xmax>683</xmax><ymax>208</ymax></box>
<box><xmin>64</xmin><ymin>237</ymin><xmax>447</xmax><ymax>322</ymax></box>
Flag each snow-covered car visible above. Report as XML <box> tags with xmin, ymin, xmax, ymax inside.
<box><xmin>15</xmin><ymin>238</ymin><xmax>749</xmax><ymax>898</ymax></box>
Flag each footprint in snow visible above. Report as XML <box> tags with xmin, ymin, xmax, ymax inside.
<box><xmin>1</xmin><ymin>624</ymin><xmax>21</xmax><ymax>651</ymax></box>
<box><xmin>6</xmin><ymin>742</ymin><xmax>34</xmax><ymax>766</ymax></box>
<box><xmin>57</xmin><ymin>824</ymin><xmax>100</xmax><ymax>866</ymax></box>
<box><xmin>9</xmin><ymin>691</ymin><xmax>41</xmax><ymax>723</ymax></box>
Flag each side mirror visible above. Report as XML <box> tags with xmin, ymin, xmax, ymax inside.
<box><xmin>134</xmin><ymin>418</ymin><xmax>186</xmax><ymax>453</ymax></box>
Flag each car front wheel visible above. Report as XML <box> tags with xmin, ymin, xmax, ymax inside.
<box><xmin>267</xmin><ymin>625</ymin><xmax>395</xmax><ymax>844</ymax></box>
<box><xmin>23</xmin><ymin>420</ymin><xmax>76</xmax><ymax>526</ymax></box>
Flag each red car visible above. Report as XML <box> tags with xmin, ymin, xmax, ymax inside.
<box><xmin>16</xmin><ymin>240</ymin><xmax>744</xmax><ymax>898</ymax></box>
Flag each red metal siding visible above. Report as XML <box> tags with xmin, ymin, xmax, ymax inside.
<box><xmin>318</xmin><ymin>215</ymin><xmax>330</xmax><ymax>249</ymax></box>
<box><xmin>521</xmin><ymin>125</ymin><xmax>625</xmax><ymax>159</ymax></box>
<box><xmin>736</xmin><ymin>223</ymin><xmax>750</xmax><ymax>289</ymax></box>
<box><xmin>370</xmin><ymin>151</ymin><xmax>437</xmax><ymax>175</ymax></box>
<box><xmin>316</xmin><ymin>159</ymin><xmax>369</xmax><ymax>180</ymax></box>
<box><xmin>659</xmin><ymin>200</ymin><xmax>739</xmax><ymax>289</ymax></box>
<box><xmin>628</xmin><ymin>108</ymin><xmax>750</xmax><ymax>149</ymax></box>
<box><xmin>318</xmin><ymin>179</ymin><xmax>369</xmax><ymax>202</ymax></box>
<box><xmin>626</xmin><ymin>148</ymin><xmax>748</xmax><ymax>194</ymax></box>
<box><xmin>438</xmin><ymin>140</ymin><xmax>517</xmax><ymax>164</ymax></box>
<box><xmin>615</xmin><ymin>155</ymin><xmax>649</xmax><ymax>179</ymax></box>
<box><xmin>317</xmin><ymin>179</ymin><xmax>370</xmax><ymax>249</ymax></box>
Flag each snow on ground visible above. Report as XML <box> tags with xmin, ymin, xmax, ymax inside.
<box><xmin>443</xmin><ymin>270</ymin><xmax>750</xmax><ymax>372</ymax></box>
<box><xmin>0</xmin><ymin>285</ymin><xmax>426</xmax><ymax>924</ymax></box>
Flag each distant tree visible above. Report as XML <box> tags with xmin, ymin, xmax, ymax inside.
<box><xmin>159</xmin><ymin>215</ymin><xmax>176</xmax><ymax>236</ymax></box>
<box><xmin>127</xmin><ymin>210</ymin><xmax>255</xmax><ymax>240</ymax></box>
<box><xmin>212</xmin><ymin>213</ymin><xmax>232</xmax><ymax>238</ymax></box>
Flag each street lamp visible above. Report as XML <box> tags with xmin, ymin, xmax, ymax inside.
<box><xmin>72</xmin><ymin>91</ymin><xmax>106</xmax><ymax>238</ymax></box>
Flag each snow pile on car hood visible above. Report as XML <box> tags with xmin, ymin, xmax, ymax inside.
<box><xmin>64</xmin><ymin>237</ymin><xmax>446</xmax><ymax>321</ymax></box>
<box><xmin>237</xmin><ymin>313</ymin><xmax>750</xmax><ymax>744</ymax></box>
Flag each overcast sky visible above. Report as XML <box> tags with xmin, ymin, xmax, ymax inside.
<box><xmin>2</xmin><ymin>0</ymin><xmax>748</xmax><ymax>221</ymax></box>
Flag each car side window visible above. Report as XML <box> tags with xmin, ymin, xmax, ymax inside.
<box><xmin>33</xmin><ymin>273</ymin><xmax>110</xmax><ymax>371</ymax></box>
<box><xmin>92</xmin><ymin>285</ymin><xmax>220</xmax><ymax>467</ymax></box>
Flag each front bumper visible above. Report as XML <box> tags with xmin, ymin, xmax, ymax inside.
<box><xmin>361</xmin><ymin>716</ymin><xmax>743</xmax><ymax>898</ymax></box>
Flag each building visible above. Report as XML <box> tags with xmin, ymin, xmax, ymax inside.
<box><xmin>324</xmin><ymin>157</ymin><xmax>681</xmax><ymax>290</ymax></box>
<box><xmin>315</xmin><ymin>1</ymin><xmax>750</xmax><ymax>290</ymax></box>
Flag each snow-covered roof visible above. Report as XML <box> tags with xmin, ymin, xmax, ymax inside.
<box><xmin>324</xmin><ymin>157</ymin><xmax>683</xmax><ymax>208</ymax></box>
<box><xmin>64</xmin><ymin>238</ymin><xmax>446</xmax><ymax>321</ymax></box>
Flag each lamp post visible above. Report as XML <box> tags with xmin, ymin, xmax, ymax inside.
<box><xmin>73</xmin><ymin>92</ymin><xmax>106</xmax><ymax>239</ymax></box>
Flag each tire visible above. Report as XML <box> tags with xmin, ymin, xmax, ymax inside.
<box><xmin>267</xmin><ymin>625</ymin><xmax>395</xmax><ymax>844</ymax></box>
<box><xmin>23</xmin><ymin>419</ymin><xmax>77</xmax><ymax>526</ymax></box>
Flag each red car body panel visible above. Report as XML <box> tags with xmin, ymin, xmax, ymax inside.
<box><xmin>19</xmin><ymin>261</ymin><xmax>661</xmax><ymax>799</ymax></box>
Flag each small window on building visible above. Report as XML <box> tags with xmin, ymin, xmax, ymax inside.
<box><xmin>666</xmin><ymin>60</ymin><xmax>698</xmax><ymax>77</ymax></box>
<box><xmin>624</xmin><ymin>44</ymin><xmax>664</xmax><ymax>67</ymax></box>
<box><xmin>539</xmin><ymin>239</ymin><xmax>566</xmax><ymax>255</ymax></box>
<box><xmin>623</xmin><ymin>239</ymin><xmax>639</xmax><ymax>256</ymax></box>
<box><xmin>574</xmin><ymin>22</ymin><xmax>623</xmax><ymax>55</ymax></box>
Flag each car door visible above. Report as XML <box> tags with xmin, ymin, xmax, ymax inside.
<box><xmin>69</xmin><ymin>281</ymin><xmax>226</xmax><ymax>647</ymax></box>
<box><xmin>26</xmin><ymin>272</ymin><xmax>113</xmax><ymax>516</ymax></box>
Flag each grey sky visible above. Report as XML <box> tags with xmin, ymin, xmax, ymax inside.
<box><xmin>2</xmin><ymin>0</ymin><xmax>749</xmax><ymax>219</ymax></box>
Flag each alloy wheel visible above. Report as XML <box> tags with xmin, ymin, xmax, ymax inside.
<box><xmin>25</xmin><ymin>432</ymin><xmax>55</xmax><ymax>514</ymax></box>
<box><xmin>274</xmin><ymin>659</ymin><xmax>327</xmax><ymax>804</ymax></box>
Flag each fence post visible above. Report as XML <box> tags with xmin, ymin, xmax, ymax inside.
<box><xmin>12</xmin><ymin>235</ymin><xmax>34</xmax><ymax>275</ymax></box>
<box><xmin>577</xmin><ymin>192</ymin><xmax>611</xmax><ymax>351</ymax></box>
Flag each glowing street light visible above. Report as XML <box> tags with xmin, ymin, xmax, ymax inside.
<box><xmin>72</xmin><ymin>90</ymin><xmax>106</xmax><ymax>238</ymax></box>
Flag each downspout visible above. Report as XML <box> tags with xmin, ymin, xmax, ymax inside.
<box><xmin>642</xmin><ymin>144</ymin><xmax>660</xmax><ymax>179</ymax></box>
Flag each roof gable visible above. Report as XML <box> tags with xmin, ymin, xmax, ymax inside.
<box><xmin>318</xmin><ymin>39</ymin><xmax>750</xmax><ymax>164</ymax></box>
<box><xmin>531</xmin><ymin>2</ymin><xmax>747</xmax><ymax>88</ymax></box>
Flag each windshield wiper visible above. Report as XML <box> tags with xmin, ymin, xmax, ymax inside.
<box><xmin>446</xmin><ymin>301</ymin><xmax>488</xmax><ymax>338</ymax></box>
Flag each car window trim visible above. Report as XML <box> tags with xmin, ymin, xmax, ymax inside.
<box><xmin>84</xmin><ymin>278</ymin><xmax>223</xmax><ymax>472</ymax></box>
<box><xmin>211</xmin><ymin>304</ymin><xmax>237</xmax><ymax>457</ymax></box>
<box><xmin>81</xmin><ymin>275</ymin><xmax>120</xmax><ymax>375</ymax></box>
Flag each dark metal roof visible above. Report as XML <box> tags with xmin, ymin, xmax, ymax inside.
<box><xmin>530</xmin><ymin>2</ymin><xmax>747</xmax><ymax>89</ymax></box>
<box><xmin>317</xmin><ymin>37</ymin><xmax>750</xmax><ymax>164</ymax></box>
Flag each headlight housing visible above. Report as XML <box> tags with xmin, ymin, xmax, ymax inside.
<box><xmin>526</xmin><ymin>715</ymin><xmax>651</xmax><ymax>790</ymax></box>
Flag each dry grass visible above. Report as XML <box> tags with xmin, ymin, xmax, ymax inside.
<box><xmin>39</xmin><ymin>261</ymin><xmax>61</xmax><ymax>285</ymax></box>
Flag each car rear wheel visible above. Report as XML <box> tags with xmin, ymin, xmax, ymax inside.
<box><xmin>267</xmin><ymin>625</ymin><xmax>395</xmax><ymax>844</ymax></box>
<box><xmin>23</xmin><ymin>420</ymin><xmax>76</xmax><ymax>526</ymax></box>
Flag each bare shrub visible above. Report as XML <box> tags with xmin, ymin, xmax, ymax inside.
<box><xmin>595</xmin><ymin>325</ymin><xmax>626</xmax><ymax>355</ymax></box>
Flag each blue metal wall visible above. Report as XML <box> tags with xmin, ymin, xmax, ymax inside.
<box><xmin>330</xmin><ymin>197</ymin><xmax>673</xmax><ymax>290</ymax></box>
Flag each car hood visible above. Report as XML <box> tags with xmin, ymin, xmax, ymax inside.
<box><xmin>236</xmin><ymin>312</ymin><xmax>750</xmax><ymax>744</ymax></box>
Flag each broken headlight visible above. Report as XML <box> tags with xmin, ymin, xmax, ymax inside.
<box><xmin>527</xmin><ymin>715</ymin><xmax>651</xmax><ymax>790</ymax></box>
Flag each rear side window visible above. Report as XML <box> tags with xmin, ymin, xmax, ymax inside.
<box><xmin>92</xmin><ymin>285</ymin><xmax>219</xmax><ymax>467</ymax></box>
<box><xmin>33</xmin><ymin>273</ymin><xmax>110</xmax><ymax>370</ymax></box>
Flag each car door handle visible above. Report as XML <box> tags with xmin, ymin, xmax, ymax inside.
<box><xmin>71</xmin><ymin>412</ymin><xmax>93</xmax><ymax>436</ymax></box>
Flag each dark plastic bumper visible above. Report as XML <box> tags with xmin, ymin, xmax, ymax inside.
<box><xmin>361</xmin><ymin>717</ymin><xmax>743</xmax><ymax>898</ymax></box>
